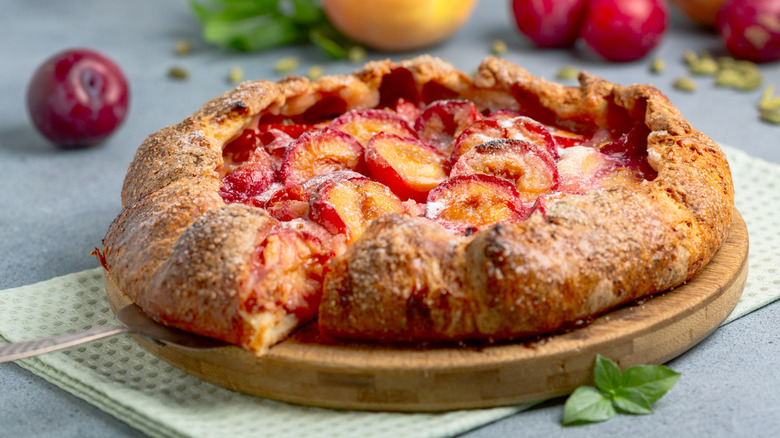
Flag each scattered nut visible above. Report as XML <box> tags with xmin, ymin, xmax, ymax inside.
<box><xmin>673</xmin><ymin>77</ymin><xmax>697</xmax><ymax>92</ymax></box>
<box><xmin>683</xmin><ymin>50</ymin><xmax>719</xmax><ymax>76</ymax></box>
<box><xmin>736</xmin><ymin>69</ymin><xmax>763</xmax><ymax>91</ymax></box>
<box><xmin>758</xmin><ymin>85</ymin><xmax>780</xmax><ymax>125</ymax></box>
<box><xmin>227</xmin><ymin>66</ymin><xmax>244</xmax><ymax>84</ymax></box>
<box><xmin>717</xmin><ymin>56</ymin><xmax>736</xmax><ymax>69</ymax></box>
<box><xmin>307</xmin><ymin>65</ymin><xmax>324</xmax><ymax>81</ymax></box>
<box><xmin>174</xmin><ymin>39</ymin><xmax>191</xmax><ymax>56</ymax></box>
<box><xmin>167</xmin><ymin>65</ymin><xmax>189</xmax><ymax>80</ymax></box>
<box><xmin>274</xmin><ymin>57</ymin><xmax>299</xmax><ymax>74</ymax></box>
<box><xmin>650</xmin><ymin>57</ymin><xmax>666</xmax><ymax>74</ymax></box>
<box><xmin>682</xmin><ymin>50</ymin><xmax>699</xmax><ymax>66</ymax></box>
<box><xmin>715</xmin><ymin>68</ymin><xmax>742</xmax><ymax>88</ymax></box>
<box><xmin>759</xmin><ymin>85</ymin><xmax>780</xmax><ymax>110</ymax></box>
<box><xmin>681</xmin><ymin>50</ymin><xmax>772</xmax><ymax>125</ymax></box>
<box><xmin>708</xmin><ymin>56</ymin><xmax>763</xmax><ymax>91</ymax></box>
<box><xmin>689</xmin><ymin>57</ymin><xmax>719</xmax><ymax>75</ymax></box>
<box><xmin>347</xmin><ymin>46</ymin><xmax>367</xmax><ymax>63</ymax></box>
<box><xmin>492</xmin><ymin>39</ymin><xmax>508</xmax><ymax>56</ymax></box>
<box><xmin>759</xmin><ymin>108</ymin><xmax>780</xmax><ymax>125</ymax></box>
<box><xmin>556</xmin><ymin>65</ymin><xmax>580</xmax><ymax>81</ymax></box>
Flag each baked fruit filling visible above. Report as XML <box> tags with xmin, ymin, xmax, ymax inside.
<box><xmin>219</xmin><ymin>101</ymin><xmax>654</xmax><ymax>228</ymax></box>
<box><xmin>215</xmin><ymin>78</ymin><xmax>658</xmax><ymax>338</ymax></box>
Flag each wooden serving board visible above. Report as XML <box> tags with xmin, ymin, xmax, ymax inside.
<box><xmin>106</xmin><ymin>210</ymin><xmax>748</xmax><ymax>412</ymax></box>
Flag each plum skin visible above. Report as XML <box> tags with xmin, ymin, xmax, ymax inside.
<box><xmin>580</xmin><ymin>0</ymin><xmax>669</xmax><ymax>62</ymax></box>
<box><xmin>511</xmin><ymin>0</ymin><xmax>588</xmax><ymax>48</ymax></box>
<box><xmin>26</xmin><ymin>48</ymin><xmax>130</xmax><ymax>148</ymax></box>
<box><xmin>717</xmin><ymin>0</ymin><xmax>780</xmax><ymax>63</ymax></box>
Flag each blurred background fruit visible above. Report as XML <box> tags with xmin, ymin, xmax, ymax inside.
<box><xmin>580</xmin><ymin>0</ymin><xmax>669</xmax><ymax>62</ymax></box>
<box><xmin>322</xmin><ymin>0</ymin><xmax>478</xmax><ymax>51</ymax></box>
<box><xmin>511</xmin><ymin>0</ymin><xmax>587</xmax><ymax>48</ymax></box>
<box><xmin>670</xmin><ymin>0</ymin><xmax>728</xmax><ymax>27</ymax></box>
<box><xmin>510</xmin><ymin>0</ymin><xmax>669</xmax><ymax>62</ymax></box>
<box><xmin>717</xmin><ymin>0</ymin><xmax>780</xmax><ymax>62</ymax></box>
<box><xmin>26</xmin><ymin>48</ymin><xmax>129</xmax><ymax>148</ymax></box>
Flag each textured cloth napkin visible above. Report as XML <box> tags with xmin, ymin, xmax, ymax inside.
<box><xmin>0</xmin><ymin>144</ymin><xmax>776</xmax><ymax>438</ymax></box>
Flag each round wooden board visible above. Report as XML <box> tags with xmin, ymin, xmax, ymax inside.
<box><xmin>106</xmin><ymin>210</ymin><xmax>748</xmax><ymax>412</ymax></box>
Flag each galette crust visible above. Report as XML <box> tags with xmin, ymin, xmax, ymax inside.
<box><xmin>102</xmin><ymin>56</ymin><xmax>734</xmax><ymax>353</ymax></box>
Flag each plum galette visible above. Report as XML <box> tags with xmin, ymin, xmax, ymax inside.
<box><xmin>100</xmin><ymin>56</ymin><xmax>734</xmax><ymax>356</ymax></box>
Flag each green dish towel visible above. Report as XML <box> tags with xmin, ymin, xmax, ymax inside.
<box><xmin>0</xmin><ymin>144</ymin><xmax>776</xmax><ymax>438</ymax></box>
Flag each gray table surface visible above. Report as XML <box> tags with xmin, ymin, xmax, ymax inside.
<box><xmin>2</xmin><ymin>1</ymin><xmax>779</xmax><ymax>437</ymax></box>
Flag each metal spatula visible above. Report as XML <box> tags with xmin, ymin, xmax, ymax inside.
<box><xmin>0</xmin><ymin>304</ymin><xmax>228</xmax><ymax>363</ymax></box>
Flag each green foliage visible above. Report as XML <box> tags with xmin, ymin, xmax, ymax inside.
<box><xmin>562</xmin><ymin>355</ymin><xmax>681</xmax><ymax>426</ymax></box>
<box><xmin>190</xmin><ymin>0</ymin><xmax>356</xmax><ymax>58</ymax></box>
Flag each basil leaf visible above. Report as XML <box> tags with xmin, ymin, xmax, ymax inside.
<box><xmin>191</xmin><ymin>0</ymin><xmax>278</xmax><ymax>22</ymax></box>
<box><xmin>612</xmin><ymin>387</ymin><xmax>654</xmax><ymax>415</ymax></box>
<box><xmin>231</xmin><ymin>18</ymin><xmax>308</xmax><ymax>52</ymax></box>
<box><xmin>309</xmin><ymin>28</ymin><xmax>348</xmax><ymax>59</ymax></box>
<box><xmin>190</xmin><ymin>1</ymin><xmax>217</xmax><ymax>22</ymax></box>
<box><xmin>284</xmin><ymin>0</ymin><xmax>325</xmax><ymax>24</ymax></box>
<box><xmin>562</xmin><ymin>386</ymin><xmax>616</xmax><ymax>426</ymax></box>
<box><xmin>620</xmin><ymin>364</ymin><xmax>681</xmax><ymax>404</ymax></box>
<box><xmin>594</xmin><ymin>354</ymin><xmax>622</xmax><ymax>395</ymax></box>
<box><xmin>190</xmin><ymin>0</ymin><xmax>355</xmax><ymax>57</ymax></box>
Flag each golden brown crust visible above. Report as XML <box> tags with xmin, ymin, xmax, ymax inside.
<box><xmin>147</xmin><ymin>205</ymin><xmax>279</xmax><ymax>348</ymax></box>
<box><xmin>104</xmin><ymin>177</ymin><xmax>224</xmax><ymax>303</ymax></box>
<box><xmin>120</xmin><ymin>120</ymin><xmax>221</xmax><ymax>208</ymax></box>
<box><xmin>103</xmin><ymin>55</ymin><xmax>734</xmax><ymax>353</ymax></box>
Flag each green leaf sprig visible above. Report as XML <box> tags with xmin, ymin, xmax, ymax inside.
<box><xmin>190</xmin><ymin>0</ymin><xmax>358</xmax><ymax>59</ymax></box>
<box><xmin>562</xmin><ymin>355</ymin><xmax>681</xmax><ymax>426</ymax></box>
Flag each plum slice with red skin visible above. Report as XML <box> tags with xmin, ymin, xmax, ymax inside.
<box><xmin>246</xmin><ymin>228</ymin><xmax>335</xmax><ymax>323</ymax></box>
<box><xmin>450</xmin><ymin>139</ymin><xmax>559</xmax><ymax>203</ymax></box>
<box><xmin>219</xmin><ymin>163</ymin><xmax>276</xmax><ymax>204</ymax></box>
<box><xmin>546</xmin><ymin>125</ymin><xmax>587</xmax><ymax>148</ymax></box>
<box><xmin>391</xmin><ymin>97</ymin><xmax>423</xmax><ymax>125</ymax></box>
<box><xmin>259</xmin><ymin>129</ymin><xmax>295</xmax><ymax>171</ymax></box>
<box><xmin>598</xmin><ymin>125</ymin><xmax>657</xmax><ymax>180</ymax></box>
<box><xmin>260</xmin><ymin>122</ymin><xmax>318</xmax><ymax>139</ymax></box>
<box><xmin>450</xmin><ymin>116</ymin><xmax>557</xmax><ymax>166</ymax></box>
<box><xmin>219</xmin><ymin>146</ymin><xmax>276</xmax><ymax>204</ymax></box>
<box><xmin>425</xmin><ymin>174</ymin><xmax>529</xmax><ymax>233</ymax></box>
<box><xmin>224</xmin><ymin>123</ymin><xmax>314</xmax><ymax>161</ymax></box>
<box><xmin>262</xmin><ymin>184</ymin><xmax>310</xmax><ymax>221</ymax></box>
<box><xmin>309</xmin><ymin>175</ymin><xmax>404</xmax><ymax>241</ymax></box>
<box><xmin>449</xmin><ymin>119</ymin><xmax>506</xmax><ymax>165</ymax></box>
<box><xmin>329</xmin><ymin>108</ymin><xmax>418</xmax><ymax>146</ymax></box>
<box><xmin>486</xmin><ymin>108</ymin><xmax>523</xmax><ymax>120</ymax></box>
<box><xmin>263</xmin><ymin>170</ymin><xmax>366</xmax><ymax>221</ymax></box>
<box><xmin>558</xmin><ymin>144</ymin><xmax>651</xmax><ymax>194</ymax></box>
<box><xmin>488</xmin><ymin>109</ymin><xmax>586</xmax><ymax>149</ymax></box>
<box><xmin>413</xmin><ymin>99</ymin><xmax>483</xmax><ymax>154</ymax></box>
<box><xmin>496</xmin><ymin>116</ymin><xmax>557</xmax><ymax>157</ymax></box>
<box><xmin>531</xmin><ymin>192</ymin><xmax>571</xmax><ymax>217</ymax></box>
<box><xmin>222</xmin><ymin>129</ymin><xmax>263</xmax><ymax>168</ymax></box>
<box><xmin>223</xmin><ymin>128</ymin><xmax>289</xmax><ymax>174</ymax></box>
<box><xmin>365</xmin><ymin>132</ymin><xmax>448</xmax><ymax>203</ymax></box>
<box><xmin>280</xmin><ymin>127</ymin><xmax>365</xmax><ymax>186</ymax></box>
<box><xmin>222</xmin><ymin>123</ymin><xmax>316</xmax><ymax>173</ymax></box>
<box><xmin>556</xmin><ymin>146</ymin><xmax>622</xmax><ymax>194</ymax></box>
